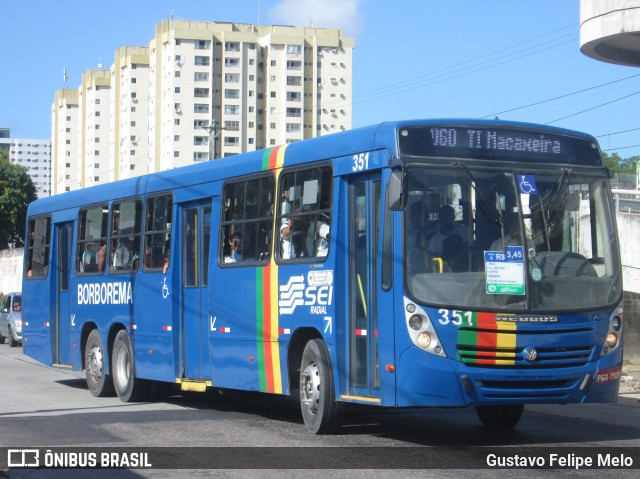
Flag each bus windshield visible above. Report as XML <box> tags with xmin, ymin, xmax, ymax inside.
<box><xmin>404</xmin><ymin>166</ymin><xmax>622</xmax><ymax>312</ymax></box>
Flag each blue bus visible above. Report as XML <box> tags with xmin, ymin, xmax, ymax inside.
<box><xmin>22</xmin><ymin>119</ymin><xmax>624</xmax><ymax>433</ymax></box>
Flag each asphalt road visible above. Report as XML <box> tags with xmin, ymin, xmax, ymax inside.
<box><xmin>1</xmin><ymin>343</ymin><xmax>639</xmax><ymax>479</ymax></box>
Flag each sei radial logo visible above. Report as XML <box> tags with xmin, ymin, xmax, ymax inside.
<box><xmin>279</xmin><ymin>270</ymin><xmax>334</xmax><ymax>315</ymax></box>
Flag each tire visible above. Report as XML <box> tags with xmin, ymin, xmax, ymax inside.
<box><xmin>476</xmin><ymin>404</ymin><xmax>524</xmax><ymax>429</ymax></box>
<box><xmin>112</xmin><ymin>330</ymin><xmax>148</xmax><ymax>402</ymax></box>
<box><xmin>299</xmin><ymin>339</ymin><xmax>342</xmax><ymax>434</ymax></box>
<box><xmin>85</xmin><ymin>329</ymin><xmax>115</xmax><ymax>397</ymax></box>
<box><xmin>0</xmin><ymin>330</ymin><xmax>6</xmax><ymax>344</ymax></box>
<box><xmin>8</xmin><ymin>326</ymin><xmax>18</xmax><ymax>347</ymax></box>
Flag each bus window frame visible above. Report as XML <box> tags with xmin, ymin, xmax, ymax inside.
<box><xmin>275</xmin><ymin>162</ymin><xmax>333</xmax><ymax>264</ymax></box>
<box><xmin>143</xmin><ymin>192</ymin><xmax>174</xmax><ymax>273</ymax></box>
<box><xmin>219</xmin><ymin>171</ymin><xmax>275</xmax><ymax>268</ymax></box>
<box><xmin>76</xmin><ymin>203</ymin><xmax>109</xmax><ymax>276</ymax></box>
<box><xmin>24</xmin><ymin>215</ymin><xmax>52</xmax><ymax>280</ymax></box>
<box><xmin>109</xmin><ymin>197</ymin><xmax>143</xmax><ymax>274</ymax></box>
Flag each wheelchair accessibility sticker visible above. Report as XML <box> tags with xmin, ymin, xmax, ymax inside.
<box><xmin>517</xmin><ymin>175</ymin><xmax>537</xmax><ymax>195</ymax></box>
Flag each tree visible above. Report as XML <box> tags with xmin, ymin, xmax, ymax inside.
<box><xmin>0</xmin><ymin>149</ymin><xmax>38</xmax><ymax>249</ymax></box>
<box><xmin>602</xmin><ymin>151</ymin><xmax>638</xmax><ymax>174</ymax></box>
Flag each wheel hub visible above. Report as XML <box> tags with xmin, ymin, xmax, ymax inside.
<box><xmin>88</xmin><ymin>346</ymin><xmax>103</xmax><ymax>382</ymax></box>
<box><xmin>300</xmin><ymin>362</ymin><xmax>321</xmax><ymax>414</ymax></box>
<box><xmin>115</xmin><ymin>347</ymin><xmax>130</xmax><ymax>390</ymax></box>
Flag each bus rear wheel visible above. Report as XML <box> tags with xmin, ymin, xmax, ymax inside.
<box><xmin>112</xmin><ymin>330</ymin><xmax>148</xmax><ymax>402</ymax></box>
<box><xmin>476</xmin><ymin>404</ymin><xmax>524</xmax><ymax>429</ymax></box>
<box><xmin>299</xmin><ymin>339</ymin><xmax>342</xmax><ymax>434</ymax></box>
<box><xmin>85</xmin><ymin>329</ymin><xmax>114</xmax><ymax>397</ymax></box>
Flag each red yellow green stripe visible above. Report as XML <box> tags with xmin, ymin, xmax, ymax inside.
<box><xmin>256</xmin><ymin>145</ymin><xmax>288</xmax><ymax>393</ymax></box>
<box><xmin>457</xmin><ymin>312</ymin><xmax>518</xmax><ymax>365</ymax></box>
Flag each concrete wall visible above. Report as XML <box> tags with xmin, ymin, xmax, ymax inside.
<box><xmin>624</xmin><ymin>292</ymin><xmax>640</xmax><ymax>364</ymax></box>
<box><xmin>0</xmin><ymin>248</ymin><xmax>23</xmax><ymax>294</ymax></box>
<box><xmin>618</xmin><ymin>211</ymin><xmax>640</xmax><ymax>364</ymax></box>
<box><xmin>618</xmin><ymin>211</ymin><xmax>640</xmax><ymax>294</ymax></box>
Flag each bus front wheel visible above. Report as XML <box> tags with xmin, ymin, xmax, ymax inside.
<box><xmin>476</xmin><ymin>404</ymin><xmax>524</xmax><ymax>429</ymax></box>
<box><xmin>85</xmin><ymin>329</ymin><xmax>114</xmax><ymax>397</ymax></box>
<box><xmin>112</xmin><ymin>330</ymin><xmax>148</xmax><ymax>402</ymax></box>
<box><xmin>299</xmin><ymin>339</ymin><xmax>342</xmax><ymax>434</ymax></box>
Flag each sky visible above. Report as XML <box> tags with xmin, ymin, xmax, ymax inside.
<box><xmin>1</xmin><ymin>0</ymin><xmax>640</xmax><ymax>158</ymax></box>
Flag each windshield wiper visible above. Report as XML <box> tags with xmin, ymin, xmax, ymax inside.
<box><xmin>546</xmin><ymin>168</ymin><xmax>571</xmax><ymax>228</ymax></box>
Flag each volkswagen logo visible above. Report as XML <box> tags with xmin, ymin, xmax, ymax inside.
<box><xmin>523</xmin><ymin>347</ymin><xmax>538</xmax><ymax>362</ymax></box>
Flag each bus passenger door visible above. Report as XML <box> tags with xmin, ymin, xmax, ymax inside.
<box><xmin>53</xmin><ymin>221</ymin><xmax>73</xmax><ymax>366</ymax></box>
<box><xmin>348</xmin><ymin>175</ymin><xmax>381</xmax><ymax>399</ymax></box>
<box><xmin>180</xmin><ymin>202</ymin><xmax>212</xmax><ymax>379</ymax></box>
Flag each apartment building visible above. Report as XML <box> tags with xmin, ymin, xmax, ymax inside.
<box><xmin>79</xmin><ymin>70</ymin><xmax>112</xmax><ymax>188</ymax></box>
<box><xmin>51</xmin><ymin>90</ymin><xmax>80</xmax><ymax>194</ymax></box>
<box><xmin>149</xmin><ymin>20</ymin><xmax>354</xmax><ymax>171</ymax></box>
<box><xmin>8</xmin><ymin>138</ymin><xmax>52</xmax><ymax>198</ymax></box>
<box><xmin>50</xmin><ymin>20</ymin><xmax>354</xmax><ymax>192</ymax></box>
<box><xmin>111</xmin><ymin>46</ymin><xmax>150</xmax><ymax>180</ymax></box>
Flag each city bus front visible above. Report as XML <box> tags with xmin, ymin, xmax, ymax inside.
<box><xmin>395</xmin><ymin>122</ymin><xmax>623</xmax><ymax>427</ymax></box>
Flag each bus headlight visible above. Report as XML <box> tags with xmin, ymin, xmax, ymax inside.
<box><xmin>605</xmin><ymin>333</ymin><xmax>618</xmax><ymax>349</ymax></box>
<box><xmin>417</xmin><ymin>332</ymin><xmax>432</xmax><ymax>349</ymax></box>
<box><xmin>601</xmin><ymin>302</ymin><xmax>623</xmax><ymax>357</ymax></box>
<box><xmin>403</xmin><ymin>297</ymin><xmax>446</xmax><ymax>357</ymax></box>
<box><xmin>409</xmin><ymin>315</ymin><xmax>424</xmax><ymax>330</ymax></box>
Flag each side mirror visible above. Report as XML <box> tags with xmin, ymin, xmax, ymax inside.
<box><xmin>387</xmin><ymin>170</ymin><xmax>405</xmax><ymax>211</ymax></box>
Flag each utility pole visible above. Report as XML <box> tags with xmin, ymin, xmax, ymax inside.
<box><xmin>200</xmin><ymin>119</ymin><xmax>225</xmax><ymax>160</ymax></box>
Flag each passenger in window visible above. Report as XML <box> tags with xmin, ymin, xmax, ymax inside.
<box><xmin>428</xmin><ymin>206</ymin><xmax>468</xmax><ymax>255</ymax></box>
<box><xmin>97</xmin><ymin>243</ymin><xmax>107</xmax><ymax>273</ymax></box>
<box><xmin>224</xmin><ymin>231</ymin><xmax>243</xmax><ymax>263</ymax></box>
<box><xmin>163</xmin><ymin>240</ymin><xmax>171</xmax><ymax>273</ymax></box>
<box><xmin>281</xmin><ymin>216</ymin><xmax>299</xmax><ymax>259</ymax></box>
<box><xmin>282</xmin><ymin>210</ymin><xmax>310</xmax><ymax>259</ymax></box>
<box><xmin>112</xmin><ymin>240</ymin><xmax>131</xmax><ymax>271</ymax></box>
<box><xmin>316</xmin><ymin>214</ymin><xmax>330</xmax><ymax>257</ymax></box>
<box><xmin>428</xmin><ymin>205</ymin><xmax>469</xmax><ymax>272</ymax></box>
<box><xmin>82</xmin><ymin>243</ymin><xmax>98</xmax><ymax>272</ymax></box>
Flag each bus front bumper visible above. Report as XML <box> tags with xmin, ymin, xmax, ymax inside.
<box><xmin>395</xmin><ymin>345</ymin><xmax>622</xmax><ymax>407</ymax></box>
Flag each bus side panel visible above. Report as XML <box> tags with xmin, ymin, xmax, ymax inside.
<box><xmin>208</xmin><ymin>267</ymin><xmax>262</xmax><ymax>391</ymax></box>
<box><xmin>276</xmin><ymin>262</ymin><xmax>339</xmax><ymax>393</ymax></box>
<box><xmin>22</xmin><ymin>276</ymin><xmax>54</xmax><ymax>367</ymax></box>
<box><xmin>132</xmin><ymin>272</ymin><xmax>177</xmax><ymax>382</ymax></box>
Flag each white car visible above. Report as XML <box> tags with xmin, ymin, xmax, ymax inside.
<box><xmin>0</xmin><ymin>292</ymin><xmax>22</xmax><ymax>347</ymax></box>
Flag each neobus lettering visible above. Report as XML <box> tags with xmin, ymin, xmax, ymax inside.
<box><xmin>77</xmin><ymin>282</ymin><xmax>133</xmax><ymax>305</ymax></box>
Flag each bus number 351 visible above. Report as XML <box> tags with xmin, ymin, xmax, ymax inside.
<box><xmin>438</xmin><ymin>309</ymin><xmax>473</xmax><ymax>326</ymax></box>
<box><xmin>352</xmin><ymin>152</ymin><xmax>370</xmax><ymax>172</ymax></box>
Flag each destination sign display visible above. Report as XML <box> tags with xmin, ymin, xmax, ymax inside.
<box><xmin>398</xmin><ymin>125</ymin><xmax>602</xmax><ymax>166</ymax></box>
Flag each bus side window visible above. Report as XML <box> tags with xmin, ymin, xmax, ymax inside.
<box><xmin>277</xmin><ymin>165</ymin><xmax>332</xmax><ymax>261</ymax></box>
<box><xmin>110</xmin><ymin>200</ymin><xmax>142</xmax><ymax>273</ymax></box>
<box><xmin>143</xmin><ymin>195</ymin><xmax>173</xmax><ymax>272</ymax></box>
<box><xmin>220</xmin><ymin>175</ymin><xmax>274</xmax><ymax>265</ymax></box>
<box><xmin>25</xmin><ymin>216</ymin><xmax>51</xmax><ymax>278</ymax></box>
<box><xmin>77</xmin><ymin>205</ymin><xmax>108</xmax><ymax>275</ymax></box>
